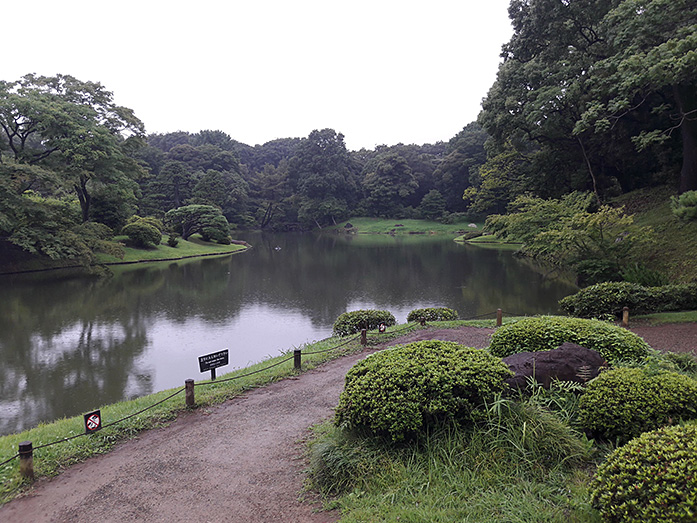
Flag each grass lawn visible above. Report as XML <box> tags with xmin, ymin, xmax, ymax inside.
<box><xmin>326</xmin><ymin>217</ymin><xmax>483</xmax><ymax>235</ymax></box>
<box><xmin>95</xmin><ymin>235</ymin><xmax>248</xmax><ymax>264</ymax></box>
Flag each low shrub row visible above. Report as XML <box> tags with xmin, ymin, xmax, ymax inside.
<box><xmin>406</xmin><ymin>307</ymin><xmax>458</xmax><ymax>322</ymax></box>
<box><xmin>559</xmin><ymin>281</ymin><xmax>697</xmax><ymax>318</ymax></box>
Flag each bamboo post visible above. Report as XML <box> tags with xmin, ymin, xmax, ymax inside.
<box><xmin>622</xmin><ymin>307</ymin><xmax>629</xmax><ymax>328</ymax></box>
<box><xmin>19</xmin><ymin>441</ymin><xmax>34</xmax><ymax>481</ymax></box>
<box><xmin>361</xmin><ymin>329</ymin><xmax>367</xmax><ymax>347</ymax></box>
<box><xmin>496</xmin><ymin>309</ymin><xmax>503</xmax><ymax>327</ymax></box>
<box><xmin>294</xmin><ymin>349</ymin><xmax>302</xmax><ymax>370</ymax></box>
<box><xmin>185</xmin><ymin>379</ymin><xmax>195</xmax><ymax>407</ymax></box>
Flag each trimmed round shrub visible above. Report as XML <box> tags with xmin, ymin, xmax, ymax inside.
<box><xmin>579</xmin><ymin>367</ymin><xmax>697</xmax><ymax>443</ymax></box>
<box><xmin>406</xmin><ymin>307</ymin><xmax>459</xmax><ymax>323</ymax></box>
<box><xmin>121</xmin><ymin>221</ymin><xmax>162</xmax><ymax>248</ymax></box>
<box><xmin>332</xmin><ymin>309</ymin><xmax>396</xmax><ymax>337</ymax></box>
<box><xmin>488</xmin><ymin>316</ymin><xmax>651</xmax><ymax>364</ymax></box>
<box><xmin>590</xmin><ymin>422</ymin><xmax>697</xmax><ymax>522</ymax></box>
<box><xmin>334</xmin><ymin>340</ymin><xmax>513</xmax><ymax>441</ymax></box>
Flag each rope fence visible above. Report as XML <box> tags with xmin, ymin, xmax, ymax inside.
<box><xmin>3</xmin><ymin>308</ymin><xmax>530</xmax><ymax>478</ymax></box>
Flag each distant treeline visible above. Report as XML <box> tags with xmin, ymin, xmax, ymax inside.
<box><xmin>1</xmin><ymin>0</ymin><xmax>694</xmax><ymax>264</ymax></box>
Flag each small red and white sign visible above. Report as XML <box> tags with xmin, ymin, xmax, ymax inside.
<box><xmin>84</xmin><ymin>410</ymin><xmax>102</xmax><ymax>433</ymax></box>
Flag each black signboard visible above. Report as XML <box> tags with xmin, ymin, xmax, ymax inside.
<box><xmin>84</xmin><ymin>410</ymin><xmax>102</xmax><ymax>434</ymax></box>
<box><xmin>198</xmin><ymin>349</ymin><xmax>229</xmax><ymax>380</ymax></box>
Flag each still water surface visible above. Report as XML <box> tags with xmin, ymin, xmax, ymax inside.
<box><xmin>0</xmin><ymin>232</ymin><xmax>577</xmax><ymax>435</ymax></box>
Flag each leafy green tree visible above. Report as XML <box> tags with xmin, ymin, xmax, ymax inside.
<box><xmin>0</xmin><ymin>74</ymin><xmax>145</xmax><ymax>223</ymax></box>
<box><xmin>190</xmin><ymin>168</ymin><xmax>250</xmax><ymax>226</ymax></box>
<box><xmin>164</xmin><ymin>204</ymin><xmax>230</xmax><ymax>242</ymax></box>
<box><xmin>418</xmin><ymin>189</ymin><xmax>447</xmax><ymax>220</ymax></box>
<box><xmin>486</xmin><ymin>192</ymin><xmax>653</xmax><ymax>282</ymax></box>
<box><xmin>432</xmin><ymin>122</ymin><xmax>488</xmax><ymax>212</ymax></box>
<box><xmin>248</xmin><ymin>161</ymin><xmax>293</xmax><ymax>229</ymax></box>
<box><xmin>289</xmin><ymin>129</ymin><xmax>359</xmax><ymax>227</ymax></box>
<box><xmin>575</xmin><ymin>0</ymin><xmax>697</xmax><ymax>192</ymax></box>
<box><xmin>362</xmin><ymin>153</ymin><xmax>418</xmax><ymax>217</ymax></box>
<box><xmin>479</xmin><ymin>0</ymin><xmax>685</xmax><ymax>199</ymax></box>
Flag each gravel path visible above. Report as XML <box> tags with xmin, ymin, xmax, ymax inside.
<box><xmin>0</xmin><ymin>324</ymin><xmax>693</xmax><ymax>522</ymax></box>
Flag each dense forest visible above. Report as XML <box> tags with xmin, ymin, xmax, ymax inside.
<box><xmin>1</xmin><ymin>0</ymin><xmax>695</xmax><ymax>269</ymax></box>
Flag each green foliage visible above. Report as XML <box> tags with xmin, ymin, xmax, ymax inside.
<box><xmin>485</xmin><ymin>192</ymin><xmax>596</xmax><ymax>245</ymax></box>
<box><xmin>671</xmin><ymin>190</ymin><xmax>697</xmax><ymax>221</ymax></box>
<box><xmin>164</xmin><ymin>204</ymin><xmax>230</xmax><ymax>243</ymax></box>
<box><xmin>488</xmin><ymin>316</ymin><xmax>651</xmax><ymax>364</ymax></box>
<box><xmin>559</xmin><ymin>281</ymin><xmax>697</xmax><ymax>318</ymax></box>
<box><xmin>619</xmin><ymin>262</ymin><xmax>670</xmax><ymax>286</ymax></box>
<box><xmin>406</xmin><ymin>307</ymin><xmax>459</xmax><ymax>322</ymax></box>
<box><xmin>121</xmin><ymin>220</ymin><xmax>162</xmax><ymax>248</ymax></box>
<box><xmin>309</xmin><ymin>395</ymin><xmax>596</xmax><ymax>521</ymax></box>
<box><xmin>166</xmin><ymin>233</ymin><xmax>179</xmax><ymax>248</ymax></box>
<box><xmin>334</xmin><ymin>341</ymin><xmax>513</xmax><ymax>441</ymax></box>
<box><xmin>125</xmin><ymin>215</ymin><xmax>163</xmax><ymax>232</ymax></box>
<box><xmin>590</xmin><ymin>423</ymin><xmax>697</xmax><ymax>523</ymax></box>
<box><xmin>664</xmin><ymin>351</ymin><xmax>697</xmax><ymax>375</ymax></box>
<box><xmin>579</xmin><ymin>368</ymin><xmax>697</xmax><ymax>443</ymax></box>
<box><xmin>418</xmin><ymin>189</ymin><xmax>446</xmax><ymax>220</ymax></box>
<box><xmin>332</xmin><ymin>309</ymin><xmax>396</xmax><ymax>337</ymax></box>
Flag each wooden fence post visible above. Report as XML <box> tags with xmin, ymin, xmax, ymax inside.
<box><xmin>496</xmin><ymin>309</ymin><xmax>503</xmax><ymax>327</ymax></box>
<box><xmin>294</xmin><ymin>349</ymin><xmax>302</xmax><ymax>370</ymax></box>
<box><xmin>19</xmin><ymin>441</ymin><xmax>34</xmax><ymax>481</ymax></box>
<box><xmin>185</xmin><ymin>379</ymin><xmax>195</xmax><ymax>407</ymax></box>
<box><xmin>622</xmin><ymin>307</ymin><xmax>629</xmax><ymax>328</ymax></box>
<box><xmin>361</xmin><ymin>329</ymin><xmax>367</xmax><ymax>347</ymax></box>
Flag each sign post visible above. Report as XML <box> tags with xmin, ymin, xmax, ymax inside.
<box><xmin>198</xmin><ymin>349</ymin><xmax>229</xmax><ymax>380</ymax></box>
<box><xmin>84</xmin><ymin>410</ymin><xmax>102</xmax><ymax>434</ymax></box>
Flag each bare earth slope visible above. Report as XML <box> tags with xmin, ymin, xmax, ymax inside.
<box><xmin>0</xmin><ymin>325</ymin><xmax>693</xmax><ymax>522</ymax></box>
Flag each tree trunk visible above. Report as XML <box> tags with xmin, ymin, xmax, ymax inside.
<box><xmin>675</xmin><ymin>84</ymin><xmax>697</xmax><ymax>193</ymax></box>
<box><xmin>74</xmin><ymin>175</ymin><xmax>91</xmax><ymax>223</ymax></box>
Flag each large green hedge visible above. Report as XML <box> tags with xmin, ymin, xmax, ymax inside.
<box><xmin>488</xmin><ymin>316</ymin><xmax>651</xmax><ymax>364</ymax></box>
<box><xmin>559</xmin><ymin>281</ymin><xmax>697</xmax><ymax>318</ymax></box>
<box><xmin>335</xmin><ymin>341</ymin><xmax>512</xmax><ymax>441</ymax></box>
<box><xmin>579</xmin><ymin>367</ymin><xmax>697</xmax><ymax>443</ymax></box>
<box><xmin>590</xmin><ymin>423</ymin><xmax>697</xmax><ymax>522</ymax></box>
<box><xmin>332</xmin><ymin>309</ymin><xmax>396</xmax><ymax>337</ymax></box>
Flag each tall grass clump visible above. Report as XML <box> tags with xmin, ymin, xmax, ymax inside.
<box><xmin>308</xmin><ymin>395</ymin><xmax>598</xmax><ymax>522</ymax></box>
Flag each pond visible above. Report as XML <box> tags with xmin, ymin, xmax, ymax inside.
<box><xmin>0</xmin><ymin>231</ymin><xmax>577</xmax><ymax>435</ymax></box>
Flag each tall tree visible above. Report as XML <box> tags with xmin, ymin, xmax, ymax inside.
<box><xmin>0</xmin><ymin>74</ymin><xmax>145</xmax><ymax>222</ymax></box>
<box><xmin>362</xmin><ymin>153</ymin><xmax>419</xmax><ymax>217</ymax></box>
<box><xmin>289</xmin><ymin>129</ymin><xmax>359</xmax><ymax>227</ymax></box>
<box><xmin>575</xmin><ymin>0</ymin><xmax>697</xmax><ymax>192</ymax></box>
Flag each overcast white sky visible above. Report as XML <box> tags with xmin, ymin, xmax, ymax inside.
<box><xmin>5</xmin><ymin>1</ymin><xmax>513</xmax><ymax>150</ymax></box>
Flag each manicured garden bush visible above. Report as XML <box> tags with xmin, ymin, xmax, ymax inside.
<box><xmin>559</xmin><ymin>281</ymin><xmax>697</xmax><ymax>318</ymax></box>
<box><xmin>332</xmin><ymin>309</ymin><xmax>396</xmax><ymax>337</ymax></box>
<box><xmin>579</xmin><ymin>367</ymin><xmax>697</xmax><ymax>443</ymax></box>
<box><xmin>406</xmin><ymin>307</ymin><xmax>459</xmax><ymax>323</ymax></box>
<box><xmin>121</xmin><ymin>220</ymin><xmax>162</xmax><ymax>248</ymax></box>
<box><xmin>334</xmin><ymin>340</ymin><xmax>513</xmax><ymax>441</ymax></box>
<box><xmin>487</xmin><ymin>316</ymin><xmax>651</xmax><ymax>364</ymax></box>
<box><xmin>590</xmin><ymin>422</ymin><xmax>697</xmax><ymax>522</ymax></box>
